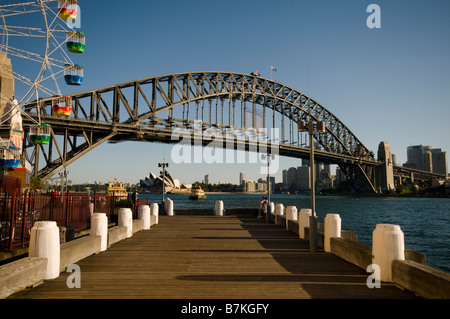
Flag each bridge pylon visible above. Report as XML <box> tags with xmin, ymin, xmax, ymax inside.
<box><xmin>376</xmin><ymin>141</ymin><xmax>395</xmax><ymax>193</ymax></box>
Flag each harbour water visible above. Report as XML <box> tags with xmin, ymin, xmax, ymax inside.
<box><xmin>141</xmin><ymin>192</ymin><xmax>450</xmax><ymax>273</ymax></box>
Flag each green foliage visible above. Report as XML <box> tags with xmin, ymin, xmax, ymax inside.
<box><xmin>30</xmin><ymin>176</ymin><xmax>46</xmax><ymax>190</ymax></box>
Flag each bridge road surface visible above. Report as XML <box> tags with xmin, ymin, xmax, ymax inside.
<box><xmin>10</xmin><ymin>214</ymin><xmax>419</xmax><ymax>299</ymax></box>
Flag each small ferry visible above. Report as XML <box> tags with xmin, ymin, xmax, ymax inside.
<box><xmin>189</xmin><ymin>186</ymin><xmax>207</xmax><ymax>201</ymax></box>
<box><xmin>107</xmin><ymin>180</ymin><xmax>128</xmax><ymax>200</ymax></box>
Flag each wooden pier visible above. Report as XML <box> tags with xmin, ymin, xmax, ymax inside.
<box><xmin>10</xmin><ymin>214</ymin><xmax>419</xmax><ymax>299</ymax></box>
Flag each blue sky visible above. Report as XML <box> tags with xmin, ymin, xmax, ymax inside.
<box><xmin>10</xmin><ymin>0</ymin><xmax>450</xmax><ymax>184</ymax></box>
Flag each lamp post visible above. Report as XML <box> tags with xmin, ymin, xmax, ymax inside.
<box><xmin>298</xmin><ymin>120</ymin><xmax>326</xmax><ymax>252</ymax></box>
<box><xmin>158</xmin><ymin>162</ymin><xmax>169</xmax><ymax>214</ymax></box>
<box><xmin>261</xmin><ymin>153</ymin><xmax>275</xmax><ymax>224</ymax></box>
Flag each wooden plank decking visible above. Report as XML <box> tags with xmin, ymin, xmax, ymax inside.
<box><xmin>10</xmin><ymin>214</ymin><xmax>419</xmax><ymax>299</ymax></box>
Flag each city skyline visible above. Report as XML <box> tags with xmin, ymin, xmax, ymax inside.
<box><xmin>6</xmin><ymin>1</ymin><xmax>450</xmax><ymax>184</ymax></box>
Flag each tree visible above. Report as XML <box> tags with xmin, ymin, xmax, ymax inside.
<box><xmin>30</xmin><ymin>176</ymin><xmax>46</xmax><ymax>191</ymax></box>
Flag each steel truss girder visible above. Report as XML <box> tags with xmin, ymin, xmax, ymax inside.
<box><xmin>23</xmin><ymin>71</ymin><xmax>380</xmax><ymax>193</ymax></box>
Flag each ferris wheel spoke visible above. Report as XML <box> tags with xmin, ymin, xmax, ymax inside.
<box><xmin>1</xmin><ymin>43</ymin><xmax>73</xmax><ymax>71</ymax></box>
<box><xmin>0</xmin><ymin>25</ymin><xmax>48</xmax><ymax>38</ymax></box>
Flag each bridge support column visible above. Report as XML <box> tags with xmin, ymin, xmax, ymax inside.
<box><xmin>0</xmin><ymin>52</ymin><xmax>14</xmax><ymax>121</ymax></box>
<box><xmin>377</xmin><ymin>141</ymin><xmax>395</xmax><ymax>193</ymax></box>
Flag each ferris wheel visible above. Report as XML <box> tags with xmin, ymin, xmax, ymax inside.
<box><xmin>0</xmin><ymin>0</ymin><xmax>85</xmax><ymax>169</ymax></box>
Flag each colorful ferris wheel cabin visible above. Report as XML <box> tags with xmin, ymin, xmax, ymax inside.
<box><xmin>58</xmin><ymin>0</ymin><xmax>79</xmax><ymax>21</ymax></box>
<box><xmin>51</xmin><ymin>95</ymin><xmax>73</xmax><ymax>117</ymax></box>
<box><xmin>0</xmin><ymin>143</ymin><xmax>21</xmax><ymax>168</ymax></box>
<box><xmin>29</xmin><ymin>123</ymin><xmax>51</xmax><ymax>145</ymax></box>
<box><xmin>66</xmin><ymin>31</ymin><xmax>85</xmax><ymax>54</ymax></box>
<box><xmin>64</xmin><ymin>64</ymin><xmax>83</xmax><ymax>85</ymax></box>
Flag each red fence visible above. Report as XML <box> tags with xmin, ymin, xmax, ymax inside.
<box><xmin>1</xmin><ymin>191</ymin><xmax>116</xmax><ymax>250</ymax></box>
<box><xmin>0</xmin><ymin>175</ymin><xmax>150</xmax><ymax>250</ymax></box>
<box><xmin>0</xmin><ymin>189</ymin><xmax>148</xmax><ymax>251</ymax></box>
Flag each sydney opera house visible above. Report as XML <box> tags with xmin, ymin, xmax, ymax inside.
<box><xmin>139</xmin><ymin>170</ymin><xmax>192</xmax><ymax>193</ymax></box>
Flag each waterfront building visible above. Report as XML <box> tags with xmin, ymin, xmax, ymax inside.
<box><xmin>322</xmin><ymin>164</ymin><xmax>331</xmax><ymax>178</ymax></box>
<box><xmin>296</xmin><ymin>166</ymin><xmax>310</xmax><ymax>191</ymax></box>
<box><xmin>239</xmin><ymin>172</ymin><xmax>245</xmax><ymax>186</ymax></box>
<box><xmin>256</xmin><ymin>181</ymin><xmax>267</xmax><ymax>192</ymax></box>
<box><xmin>406</xmin><ymin>145</ymin><xmax>433</xmax><ymax>172</ymax></box>
<box><xmin>269</xmin><ymin>176</ymin><xmax>275</xmax><ymax>192</ymax></box>
<box><xmin>243</xmin><ymin>180</ymin><xmax>256</xmax><ymax>192</ymax></box>
<box><xmin>431</xmin><ymin>148</ymin><xmax>448</xmax><ymax>176</ymax></box>
<box><xmin>282</xmin><ymin>169</ymin><xmax>288</xmax><ymax>191</ymax></box>
<box><xmin>406</xmin><ymin>145</ymin><xmax>448</xmax><ymax>176</ymax></box>
<box><xmin>287</xmin><ymin>167</ymin><xmax>297</xmax><ymax>192</ymax></box>
<box><xmin>335</xmin><ymin>167</ymin><xmax>347</xmax><ymax>186</ymax></box>
<box><xmin>139</xmin><ymin>170</ymin><xmax>190</xmax><ymax>193</ymax></box>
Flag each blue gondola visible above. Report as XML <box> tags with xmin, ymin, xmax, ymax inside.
<box><xmin>64</xmin><ymin>64</ymin><xmax>84</xmax><ymax>85</ymax></box>
<box><xmin>0</xmin><ymin>144</ymin><xmax>20</xmax><ymax>168</ymax></box>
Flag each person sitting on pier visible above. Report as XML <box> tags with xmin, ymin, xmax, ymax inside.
<box><xmin>258</xmin><ymin>197</ymin><xmax>267</xmax><ymax>218</ymax></box>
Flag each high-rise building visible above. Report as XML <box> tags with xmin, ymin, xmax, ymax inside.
<box><xmin>269</xmin><ymin>176</ymin><xmax>275</xmax><ymax>192</ymax></box>
<box><xmin>431</xmin><ymin>149</ymin><xmax>448</xmax><ymax>176</ymax></box>
<box><xmin>204</xmin><ymin>174</ymin><xmax>209</xmax><ymax>185</ymax></box>
<box><xmin>406</xmin><ymin>145</ymin><xmax>447</xmax><ymax>175</ymax></box>
<box><xmin>239</xmin><ymin>172</ymin><xmax>245</xmax><ymax>186</ymax></box>
<box><xmin>297</xmin><ymin>166</ymin><xmax>310</xmax><ymax>190</ymax></box>
<box><xmin>287</xmin><ymin>167</ymin><xmax>297</xmax><ymax>192</ymax></box>
<box><xmin>322</xmin><ymin>164</ymin><xmax>331</xmax><ymax>178</ymax></box>
<box><xmin>335</xmin><ymin>167</ymin><xmax>347</xmax><ymax>186</ymax></box>
<box><xmin>406</xmin><ymin>145</ymin><xmax>432</xmax><ymax>172</ymax></box>
<box><xmin>282</xmin><ymin>169</ymin><xmax>288</xmax><ymax>190</ymax></box>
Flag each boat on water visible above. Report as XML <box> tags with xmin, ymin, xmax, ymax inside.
<box><xmin>107</xmin><ymin>180</ymin><xmax>128</xmax><ymax>200</ymax></box>
<box><xmin>189</xmin><ymin>186</ymin><xmax>207</xmax><ymax>200</ymax></box>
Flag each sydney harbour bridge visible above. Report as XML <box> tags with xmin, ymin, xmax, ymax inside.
<box><xmin>21</xmin><ymin>71</ymin><xmax>445</xmax><ymax>194</ymax></box>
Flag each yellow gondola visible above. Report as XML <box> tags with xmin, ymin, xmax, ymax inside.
<box><xmin>58</xmin><ymin>0</ymin><xmax>78</xmax><ymax>21</ymax></box>
<box><xmin>51</xmin><ymin>95</ymin><xmax>73</xmax><ymax>117</ymax></box>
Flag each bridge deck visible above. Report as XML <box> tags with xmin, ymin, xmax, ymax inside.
<box><xmin>11</xmin><ymin>214</ymin><xmax>418</xmax><ymax>299</ymax></box>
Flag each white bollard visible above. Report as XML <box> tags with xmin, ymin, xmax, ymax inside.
<box><xmin>214</xmin><ymin>200</ymin><xmax>224</xmax><ymax>216</ymax></box>
<box><xmin>324</xmin><ymin>214</ymin><xmax>341</xmax><ymax>252</ymax></box>
<box><xmin>165</xmin><ymin>198</ymin><xmax>174</xmax><ymax>216</ymax></box>
<box><xmin>118</xmin><ymin>208</ymin><xmax>133</xmax><ymax>238</ymax></box>
<box><xmin>29</xmin><ymin>221</ymin><xmax>60</xmax><ymax>279</ymax></box>
<box><xmin>285</xmin><ymin>206</ymin><xmax>298</xmax><ymax>229</ymax></box>
<box><xmin>275</xmin><ymin>203</ymin><xmax>284</xmax><ymax>216</ymax></box>
<box><xmin>150</xmin><ymin>203</ymin><xmax>159</xmax><ymax>224</ymax></box>
<box><xmin>372</xmin><ymin>224</ymin><xmax>405</xmax><ymax>282</ymax></box>
<box><xmin>138</xmin><ymin>205</ymin><xmax>151</xmax><ymax>230</ymax></box>
<box><xmin>91</xmin><ymin>213</ymin><xmax>108</xmax><ymax>251</ymax></box>
<box><xmin>298</xmin><ymin>209</ymin><xmax>312</xmax><ymax>239</ymax></box>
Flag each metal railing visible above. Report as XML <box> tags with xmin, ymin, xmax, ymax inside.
<box><xmin>0</xmin><ymin>190</ymin><xmax>143</xmax><ymax>250</ymax></box>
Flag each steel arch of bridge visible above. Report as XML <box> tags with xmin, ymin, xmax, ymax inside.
<box><xmin>23</xmin><ymin>71</ymin><xmax>380</xmax><ymax>193</ymax></box>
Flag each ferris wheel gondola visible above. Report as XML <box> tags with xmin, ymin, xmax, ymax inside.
<box><xmin>58</xmin><ymin>0</ymin><xmax>79</xmax><ymax>21</ymax></box>
<box><xmin>29</xmin><ymin>122</ymin><xmax>51</xmax><ymax>145</ymax></box>
<box><xmin>51</xmin><ymin>95</ymin><xmax>72</xmax><ymax>116</ymax></box>
<box><xmin>64</xmin><ymin>64</ymin><xmax>83</xmax><ymax>86</ymax></box>
<box><xmin>66</xmin><ymin>31</ymin><xmax>85</xmax><ymax>54</ymax></box>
